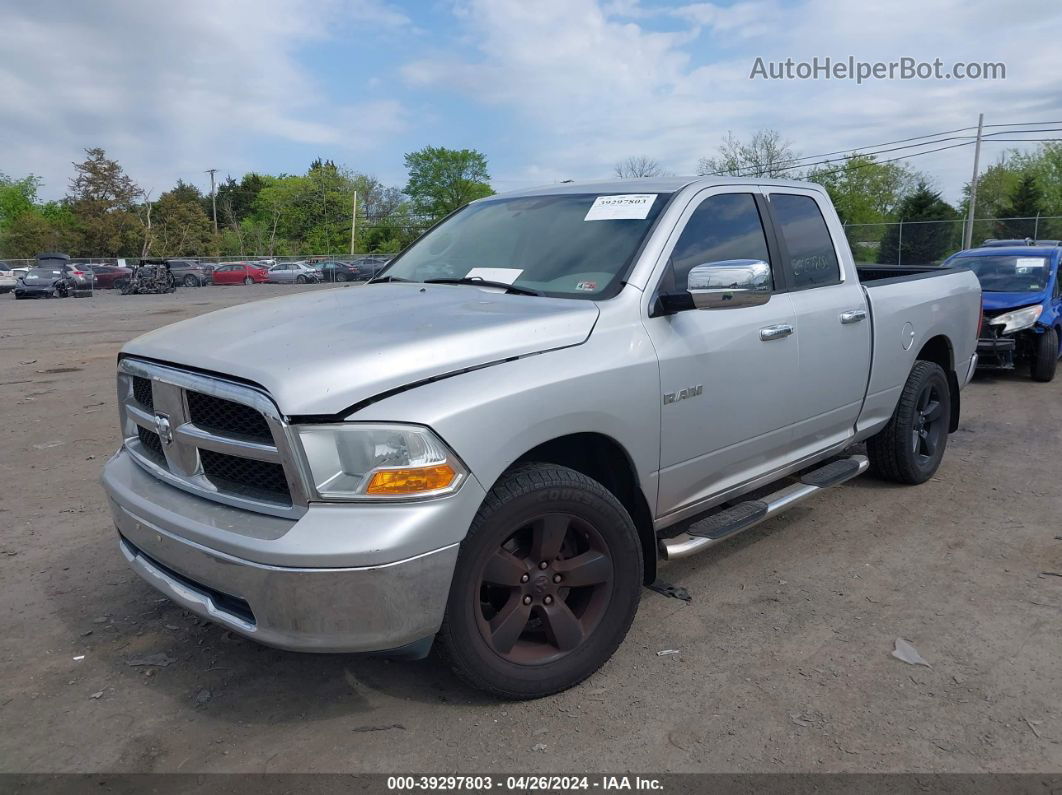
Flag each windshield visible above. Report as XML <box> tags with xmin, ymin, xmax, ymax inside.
<box><xmin>379</xmin><ymin>192</ymin><xmax>672</xmax><ymax>298</ymax></box>
<box><xmin>950</xmin><ymin>255</ymin><xmax>1051</xmax><ymax>292</ymax></box>
<box><xmin>25</xmin><ymin>268</ymin><xmax>62</xmax><ymax>280</ymax></box>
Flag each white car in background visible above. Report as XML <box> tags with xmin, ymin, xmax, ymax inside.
<box><xmin>266</xmin><ymin>261</ymin><xmax>320</xmax><ymax>284</ymax></box>
<box><xmin>0</xmin><ymin>263</ymin><xmax>20</xmax><ymax>293</ymax></box>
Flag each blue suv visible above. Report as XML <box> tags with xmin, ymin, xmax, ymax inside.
<box><xmin>943</xmin><ymin>242</ymin><xmax>1062</xmax><ymax>382</ymax></box>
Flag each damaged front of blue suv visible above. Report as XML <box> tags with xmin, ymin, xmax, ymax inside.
<box><xmin>943</xmin><ymin>244</ymin><xmax>1062</xmax><ymax>382</ymax></box>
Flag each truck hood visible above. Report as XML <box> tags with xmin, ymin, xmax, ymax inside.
<box><xmin>122</xmin><ymin>283</ymin><xmax>599</xmax><ymax>415</ymax></box>
<box><xmin>982</xmin><ymin>291</ymin><xmax>1047</xmax><ymax>314</ymax></box>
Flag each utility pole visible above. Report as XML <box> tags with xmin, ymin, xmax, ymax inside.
<box><xmin>350</xmin><ymin>190</ymin><xmax>358</xmax><ymax>256</ymax></box>
<box><xmin>962</xmin><ymin>113</ymin><xmax>984</xmax><ymax>249</ymax></box>
<box><xmin>205</xmin><ymin>168</ymin><xmax>218</xmax><ymax>233</ymax></box>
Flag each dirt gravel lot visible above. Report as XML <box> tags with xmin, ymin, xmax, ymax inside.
<box><xmin>1</xmin><ymin>283</ymin><xmax>1060</xmax><ymax>774</ymax></box>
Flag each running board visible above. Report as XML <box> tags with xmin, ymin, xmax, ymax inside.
<box><xmin>659</xmin><ymin>455</ymin><xmax>869</xmax><ymax>561</ymax></box>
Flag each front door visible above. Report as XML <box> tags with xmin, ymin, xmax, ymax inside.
<box><xmin>644</xmin><ymin>188</ymin><xmax>800</xmax><ymax>520</ymax></box>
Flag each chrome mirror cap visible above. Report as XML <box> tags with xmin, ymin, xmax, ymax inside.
<box><xmin>688</xmin><ymin>259</ymin><xmax>771</xmax><ymax>309</ymax></box>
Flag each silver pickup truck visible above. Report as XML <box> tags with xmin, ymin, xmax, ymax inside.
<box><xmin>101</xmin><ymin>177</ymin><xmax>981</xmax><ymax>699</ymax></box>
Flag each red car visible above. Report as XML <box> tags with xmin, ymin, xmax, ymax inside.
<box><xmin>211</xmin><ymin>263</ymin><xmax>269</xmax><ymax>285</ymax></box>
<box><xmin>87</xmin><ymin>264</ymin><xmax>134</xmax><ymax>289</ymax></box>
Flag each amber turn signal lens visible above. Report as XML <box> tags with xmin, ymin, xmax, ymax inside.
<box><xmin>365</xmin><ymin>464</ymin><xmax>456</xmax><ymax>495</ymax></box>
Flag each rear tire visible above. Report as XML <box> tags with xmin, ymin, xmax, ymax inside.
<box><xmin>437</xmin><ymin>463</ymin><xmax>642</xmax><ymax>700</ymax></box>
<box><xmin>1030</xmin><ymin>328</ymin><xmax>1058</xmax><ymax>383</ymax></box>
<box><xmin>867</xmin><ymin>360</ymin><xmax>950</xmax><ymax>485</ymax></box>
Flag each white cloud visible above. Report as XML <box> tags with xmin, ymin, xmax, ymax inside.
<box><xmin>402</xmin><ymin>0</ymin><xmax>1062</xmax><ymax>200</ymax></box>
<box><xmin>0</xmin><ymin>0</ymin><xmax>410</xmax><ymax>198</ymax></box>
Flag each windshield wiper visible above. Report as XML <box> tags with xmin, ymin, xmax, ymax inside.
<box><xmin>424</xmin><ymin>277</ymin><xmax>543</xmax><ymax>296</ymax></box>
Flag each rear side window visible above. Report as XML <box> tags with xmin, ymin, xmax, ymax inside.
<box><xmin>770</xmin><ymin>193</ymin><xmax>840</xmax><ymax>289</ymax></box>
<box><xmin>669</xmin><ymin>193</ymin><xmax>773</xmax><ymax>291</ymax></box>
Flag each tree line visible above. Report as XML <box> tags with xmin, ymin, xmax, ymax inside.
<box><xmin>3</xmin><ymin>133</ymin><xmax>1059</xmax><ymax>263</ymax></box>
<box><xmin>0</xmin><ymin>146</ymin><xmax>492</xmax><ymax>259</ymax></box>
<box><xmin>616</xmin><ymin>130</ymin><xmax>1062</xmax><ymax>263</ymax></box>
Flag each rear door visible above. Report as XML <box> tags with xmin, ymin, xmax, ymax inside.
<box><xmin>764</xmin><ymin>188</ymin><xmax>871</xmax><ymax>455</ymax></box>
<box><xmin>645</xmin><ymin>187</ymin><xmax>800</xmax><ymax>519</ymax></box>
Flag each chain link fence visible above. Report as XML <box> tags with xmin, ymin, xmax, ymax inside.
<box><xmin>843</xmin><ymin>215</ymin><xmax>1062</xmax><ymax>266</ymax></box>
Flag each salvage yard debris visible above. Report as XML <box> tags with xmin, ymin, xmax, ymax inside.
<box><xmin>891</xmin><ymin>638</ymin><xmax>931</xmax><ymax>667</ymax></box>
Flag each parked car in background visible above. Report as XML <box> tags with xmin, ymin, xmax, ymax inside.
<box><xmin>211</xmin><ymin>262</ymin><xmax>268</xmax><ymax>285</ymax></box>
<box><xmin>266</xmin><ymin>262</ymin><xmax>319</xmax><ymax>284</ymax></box>
<box><xmin>103</xmin><ymin>177</ymin><xmax>980</xmax><ymax>698</ymax></box>
<box><xmin>317</xmin><ymin>260</ymin><xmax>362</xmax><ymax>282</ymax></box>
<box><xmin>943</xmin><ymin>242</ymin><xmax>1062</xmax><ymax>381</ymax></box>
<box><xmin>14</xmin><ymin>265</ymin><xmax>80</xmax><ymax>299</ymax></box>
<box><xmin>165</xmin><ymin>259</ymin><xmax>213</xmax><ymax>287</ymax></box>
<box><xmin>347</xmin><ymin>255</ymin><xmax>391</xmax><ymax>281</ymax></box>
<box><xmin>88</xmin><ymin>264</ymin><xmax>134</xmax><ymax>290</ymax></box>
<box><xmin>0</xmin><ymin>262</ymin><xmax>17</xmax><ymax>294</ymax></box>
<box><xmin>36</xmin><ymin>253</ymin><xmax>92</xmax><ymax>295</ymax></box>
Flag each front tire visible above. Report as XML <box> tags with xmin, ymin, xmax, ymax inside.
<box><xmin>296</xmin><ymin>274</ymin><xmax>307</xmax><ymax>284</ymax></box>
<box><xmin>243</xmin><ymin>276</ymin><xmax>254</xmax><ymax>285</ymax></box>
<box><xmin>183</xmin><ymin>274</ymin><xmax>200</xmax><ymax>288</ymax></box>
<box><xmin>437</xmin><ymin>464</ymin><xmax>642</xmax><ymax>700</ymax></box>
<box><xmin>1030</xmin><ymin>328</ymin><xmax>1058</xmax><ymax>383</ymax></box>
<box><xmin>868</xmin><ymin>360</ymin><xmax>950</xmax><ymax>484</ymax></box>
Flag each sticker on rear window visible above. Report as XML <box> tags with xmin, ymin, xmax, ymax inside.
<box><xmin>584</xmin><ymin>194</ymin><xmax>657</xmax><ymax>221</ymax></box>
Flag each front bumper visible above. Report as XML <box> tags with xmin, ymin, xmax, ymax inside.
<box><xmin>977</xmin><ymin>335</ymin><xmax>1016</xmax><ymax>369</ymax></box>
<box><xmin>102</xmin><ymin>448</ymin><xmax>484</xmax><ymax>653</ymax></box>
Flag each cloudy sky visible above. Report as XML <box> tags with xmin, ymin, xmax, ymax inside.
<box><xmin>2</xmin><ymin>0</ymin><xmax>1059</xmax><ymax>203</ymax></box>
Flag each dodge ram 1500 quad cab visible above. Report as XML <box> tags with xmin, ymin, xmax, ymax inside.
<box><xmin>102</xmin><ymin>177</ymin><xmax>981</xmax><ymax>698</ymax></box>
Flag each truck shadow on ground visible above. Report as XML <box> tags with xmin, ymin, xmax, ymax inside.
<box><xmin>45</xmin><ymin>535</ymin><xmax>500</xmax><ymax>731</ymax></box>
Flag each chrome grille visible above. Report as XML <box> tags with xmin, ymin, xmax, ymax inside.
<box><xmin>187</xmin><ymin>391</ymin><xmax>272</xmax><ymax>441</ymax></box>
<box><xmin>117</xmin><ymin>358</ymin><xmax>307</xmax><ymax>518</ymax></box>
<box><xmin>132</xmin><ymin>376</ymin><xmax>154</xmax><ymax>410</ymax></box>
<box><xmin>136</xmin><ymin>425</ymin><xmax>166</xmax><ymax>465</ymax></box>
<box><xmin>200</xmin><ymin>449</ymin><xmax>291</xmax><ymax>502</ymax></box>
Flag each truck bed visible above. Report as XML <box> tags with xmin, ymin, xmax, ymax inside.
<box><xmin>855</xmin><ymin>264</ymin><xmax>959</xmax><ymax>284</ymax></box>
<box><xmin>854</xmin><ymin>266</ymin><xmax>981</xmax><ymax>438</ymax></box>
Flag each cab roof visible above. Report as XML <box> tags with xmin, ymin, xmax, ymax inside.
<box><xmin>489</xmin><ymin>175</ymin><xmax>824</xmax><ymax>199</ymax></box>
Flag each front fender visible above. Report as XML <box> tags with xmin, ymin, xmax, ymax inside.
<box><xmin>348</xmin><ymin>323</ymin><xmax>661</xmax><ymax>517</ymax></box>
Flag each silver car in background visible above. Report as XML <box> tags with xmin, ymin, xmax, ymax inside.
<box><xmin>266</xmin><ymin>262</ymin><xmax>320</xmax><ymax>284</ymax></box>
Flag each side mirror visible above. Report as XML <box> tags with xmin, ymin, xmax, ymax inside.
<box><xmin>687</xmin><ymin>259</ymin><xmax>771</xmax><ymax>309</ymax></box>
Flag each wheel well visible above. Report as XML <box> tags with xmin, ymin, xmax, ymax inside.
<box><xmin>512</xmin><ymin>433</ymin><xmax>657</xmax><ymax>585</ymax></box>
<box><xmin>916</xmin><ymin>334</ymin><xmax>960</xmax><ymax>433</ymax></box>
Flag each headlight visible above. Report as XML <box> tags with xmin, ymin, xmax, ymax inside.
<box><xmin>296</xmin><ymin>423</ymin><xmax>466</xmax><ymax>500</ymax></box>
<box><xmin>988</xmin><ymin>304</ymin><xmax>1042</xmax><ymax>335</ymax></box>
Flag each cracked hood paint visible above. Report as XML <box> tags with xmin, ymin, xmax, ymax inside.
<box><xmin>122</xmin><ymin>284</ymin><xmax>599</xmax><ymax>415</ymax></box>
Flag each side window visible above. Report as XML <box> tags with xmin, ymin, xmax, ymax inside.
<box><xmin>669</xmin><ymin>193</ymin><xmax>772</xmax><ymax>292</ymax></box>
<box><xmin>770</xmin><ymin>193</ymin><xmax>840</xmax><ymax>289</ymax></box>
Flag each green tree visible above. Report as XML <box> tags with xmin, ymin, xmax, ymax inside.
<box><xmin>697</xmin><ymin>130</ymin><xmax>798</xmax><ymax>178</ymax></box>
<box><xmin>0</xmin><ymin>173</ymin><xmax>42</xmax><ymax>232</ymax></box>
<box><xmin>878</xmin><ymin>182</ymin><xmax>958</xmax><ymax>265</ymax></box>
<box><xmin>807</xmin><ymin>156</ymin><xmax>919</xmax><ymax>226</ymax></box>
<box><xmin>148</xmin><ymin>191</ymin><xmax>216</xmax><ymax>256</ymax></box>
<box><xmin>403</xmin><ymin>146</ymin><xmax>493</xmax><ymax>218</ymax></box>
<box><xmin>67</xmin><ymin>147</ymin><xmax>142</xmax><ymax>256</ymax></box>
<box><xmin>994</xmin><ymin>173</ymin><xmax>1043</xmax><ymax>239</ymax></box>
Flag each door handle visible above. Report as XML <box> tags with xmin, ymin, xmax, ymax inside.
<box><xmin>840</xmin><ymin>308</ymin><xmax>867</xmax><ymax>324</ymax></box>
<box><xmin>759</xmin><ymin>324</ymin><xmax>794</xmax><ymax>341</ymax></box>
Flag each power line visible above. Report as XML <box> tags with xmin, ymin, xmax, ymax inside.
<box><xmin>707</xmin><ymin>127</ymin><xmax>1062</xmax><ymax>179</ymax></box>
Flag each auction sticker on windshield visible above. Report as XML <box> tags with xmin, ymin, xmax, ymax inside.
<box><xmin>464</xmin><ymin>267</ymin><xmax>523</xmax><ymax>284</ymax></box>
<box><xmin>1015</xmin><ymin>257</ymin><xmax>1047</xmax><ymax>273</ymax></box>
<box><xmin>584</xmin><ymin>194</ymin><xmax>658</xmax><ymax>221</ymax></box>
